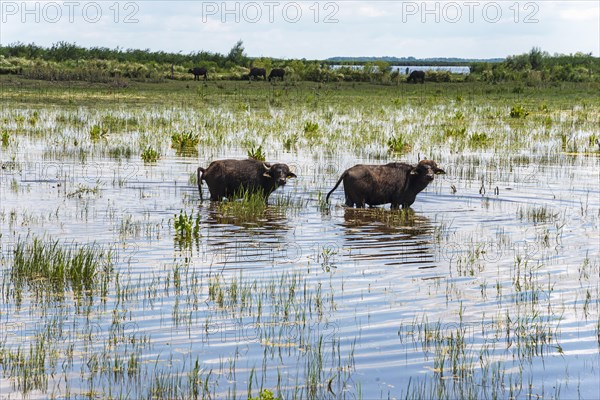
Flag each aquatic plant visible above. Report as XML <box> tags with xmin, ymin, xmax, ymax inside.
<box><xmin>1</xmin><ymin>129</ymin><xmax>9</xmax><ymax>146</ymax></box>
<box><xmin>468</xmin><ymin>132</ymin><xmax>492</xmax><ymax>148</ymax></box>
<box><xmin>217</xmin><ymin>189</ymin><xmax>267</xmax><ymax>220</ymax></box>
<box><xmin>89</xmin><ymin>124</ymin><xmax>108</xmax><ymax>140</ymax></box>
<box><xmin>11</xmin><ymin>235</ymin><xmax>113</xmax><ymax>295</ymax></box>
<box><xmin>141</xmin><ymin>146</ymin><xmax>160</xmax><ymax>163</ymax></box>
<box><xmin>247</xmin><ymin>144</ymin><xmax>266</xmax><ymax>161</ymax></box>
<box><xmin>303</xmin><ymin>121</ymin><xmax>320</xmax><ymax>139</ymax></box>
<box><xmin>171</xmin><ymin>130</ymin><xmax>199</xmax><ymax>155</ymax></box>
<box><xmin>173</xmin><ymin>210</ymin><xmax>201</xmax><ymax>247</ymax></box>
<box><xmin>510</xmin><ymin>104</ymin><xmax>529</xmax><ymax>118</ymax></box>
<box><xmin>387</xmin><ymin>134</ymin><xmax>412</xmax><ymax>154</ymax></box>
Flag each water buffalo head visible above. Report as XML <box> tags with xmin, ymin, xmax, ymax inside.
<box><xmin>263</xmin><ymin>163</ymin><xmax>297</xmax><ymax>186</ymax></box>
<box><xmin>410</xmin><ymin>160</ymin><xmax>446</xmax><ymax>181</ymax></box>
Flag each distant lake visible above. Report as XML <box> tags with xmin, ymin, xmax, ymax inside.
<box><xmin>330</xmin><ymin>65</ymin><xmax>471</xmax><ymax>74</ymax></box>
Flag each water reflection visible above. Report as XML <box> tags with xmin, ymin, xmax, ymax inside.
<box><xmin>340</xmin><ymin>208</ymin><xmax>435</xmax><ymax>267</ymax></box>
<box><xmin>201</xmin><ymin>202</ymin><xmax>291</xmax><ymax>268</ymax></box>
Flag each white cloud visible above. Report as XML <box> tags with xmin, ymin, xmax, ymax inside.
<box><xmin>357</xmin><ymin>6</ymin><xmax>387</xmax><ymax>18</ymax></box>
<box><xmin>0</xmin><ymin>1</ymin><xmax>598</xmax><ymax>58</ymax></box>
<box><xmin>559</xmin><ymin>6</ymin><xmax>599</xmax><ymax>22</ymax></box>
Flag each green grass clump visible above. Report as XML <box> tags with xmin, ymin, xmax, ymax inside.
<box><xmin>387</xmin><ymin>134</ymin><xmax>412</xmax><ymax>154</ymax></box>
<box><xmin>173</xmin><ymin>210</ymin><xmax>201</xmax><ymax>247</ymax></box>
<box><xmin>303</xmin><ymin>121</ymin><xmax>319</xmax><ymax>139</ymax></box>
<box><xmin>249</xmin><ymin>389</ymin><xmax>278</xmax><ymax>400</ymax></box>
<box><xmin>588</xmin><ymin>134</ymin><xmax>599</xmax><ymax>149</ymax></box>
<box><xmin>247</xmin><ymin>145</ymin><xmax>266</xmax><ymax>161</ymax></box>
<box><xmin>1</xmin><ymin>129</ymin><xmax>9</xmax><ymax>146</ymax></box>
<box><xmin>171</xmin><ymin>130</ymin><xmax>199</xmax><ymax>155</ymax></box>
<box><xmin>217</xmin><ymin>189</ymin><xmax>267</xmax><ymax>221</ymax></box>
<box><xmin>509</xmin><ymin>104</ymin><xmax>529</xmax><ymax>118</ymax></box>
<box><xmin>141</xmin><ymin>146</ymin><xmax>160</xmax><ymax>163</ymax></box>
<box><xmin>283</xmin><ymin>133</ymin><xmax>299</xmax><ymax>151</ymax></box>
<box><xmin>89</xmin><ymin>124</ymin><xmax>108</xmax><ymax>140</ymax></box>
<box><xmin>67</xmin><ymin>183</ymin><xmax>101</xmax><ymax>198</ymax></box>
<box><xmin>444</xmin><ymin>126</ymin><xmax>467</xmax><ymax>139</ymax></box>
<box><xmin>11</xmin><ymin>235</ymin><xmax>113</xmax><ymax>295</ymax></box>
<box><xmin>468</xmin><ymin>132</ymin><xmax>492</xmax><ymax>148</ymax></box>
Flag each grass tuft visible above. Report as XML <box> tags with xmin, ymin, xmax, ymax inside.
<box><xmin>89</xmin><ymin>124</ymin><xmax>108</xmax><ymax>140</ymax></box>
<box><xmin>171</xmin><ymin>130</ymin><xmax>199</xmax><ymax>155</ymax></box>
<box><xmin>387</xmin><ymin>134</ymin><xmax>412</xmax><ymax>154</ymax></box>
<box><xmin>510</xmin><ymin>104</ymin><xmax>529</xmax><ymax>118</ymax></box>
<box><xmin>141</xmin><ymin>146</ymin><xmax>160</xmax><ymax>163</ymax></box>
<box><xmin>11</xmin><ymin>235</ymin><xmax>113</xmax><ymax>296</ymax></box>
<box><xmin>247</xmin><ymin>144</ymin><xmax>266</xmax><ymax>161</ymax></box>
<box><xmin>217</xmin><ymin>189</ymin><xmax>268</xmax><ymax>221</ymax></box>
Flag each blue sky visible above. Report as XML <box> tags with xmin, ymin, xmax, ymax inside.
<box><xmin>1</xmin><ymin>1</ymin><xmax>598</xmax><ymax>59</ymax></box>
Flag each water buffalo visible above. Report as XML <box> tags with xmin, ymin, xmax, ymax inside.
<box><xmin>248</xmin><ymin>67</ymin><xmax>267</xmax><ymax>81</ymax></box>
<box><xmin>188</xmin><ymin>67</ymin><xmax>208</xmax><ymax>81</ymax></box>
<box><xmin>197</xmin><ymin>159</ymin><xmax>296</xmax><ymax>202</ymax></box>
<box><xmin>326</xmin><ymin>159</ymin><xmax>445</xmax><ymax>209</ymax></box>
<box><xmin>268</xmin><ymin>68</ymin><xmax>285</xmax><ymax>82</ymax></box>
<box><xmin>407</xmin><ymin>70</ymin><xmax>425</xmax><ymax>83</ymax></box>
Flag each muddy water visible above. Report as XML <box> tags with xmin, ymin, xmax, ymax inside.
<box><xmin>1</xmin><ymin>143</ymin><xmax>599</xmax><ymax>398</ymax></box>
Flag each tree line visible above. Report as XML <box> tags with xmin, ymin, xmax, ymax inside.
<box><xmin>0</xmin><ymin>42</ymin><xmax>598</xmax><ymax>83</ymax></box>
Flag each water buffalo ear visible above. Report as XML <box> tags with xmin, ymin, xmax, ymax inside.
<box><xmin>287</xmin><ymin>172</ymin><xmax>297</xmax><ymax>178</ymax></box>
<box><xmin>435</xmin><ymin>168</ymin><xmax>446</xmax><ymax>175</ymax></box>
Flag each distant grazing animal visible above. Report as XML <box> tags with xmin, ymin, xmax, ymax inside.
<box><xmin>248</xmin><ymin>67</ymin><xmax>267</xmax><ymax>81</ymax></box>
<box><xmin>326</xmin><ymin>159</ymin><xmax>445</xmax><ymax>209</ymax></box>
<box><xmin>407</xmin><ymin>70</ymin><xmax>425</xmax><ymax>83</ymax></box>
<box><xmin>268</xmin><ymin>68</ymin><xmax>285</xmax><ymax>82</ymax></box>
<box><xmin>188</xmin><ymin>67</ymin><xmax>208</xmax><ymax>81</ymax></box>
<box><xmin>197</xmin><ymin>159</ymin><xmax>296</xmax><ymax>202</ymax></box>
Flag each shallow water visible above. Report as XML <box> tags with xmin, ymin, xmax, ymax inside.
<box><xmin>0</xmin><ymin>106</ymin><xmax>599</xmax><ymax>399</ymax></box>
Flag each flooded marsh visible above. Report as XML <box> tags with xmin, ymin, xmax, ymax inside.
<box><xmin>0</xmin><ymin>78</ymin><xmax>599</xmax><ymax>399</ymax></box>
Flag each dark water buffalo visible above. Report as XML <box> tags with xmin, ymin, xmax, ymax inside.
<box><xmin>407</xmin><ymin>70</ymin><xmax>425</xmax><ymax>83</ymax></box>
<box><xmin>188</xmin><ymin>67</ymin><xmax>208</xmax><ymax>81</ymax></box>
<box><xmin>326</xmin><ymin>159</ymin><xmax>445</xmax><ymax>209</ymax></box>
<box><xmin>197</xmin><ymin>159</ymin><xmax>296</xmax><ymax>202</ymax></box>
<box><xmin>268</xmin><ymin>68</ymin><xmax>285</xmax><ymax>82</ymax></box>
<box><xmin>248</xmin><ymin>67</ymin><xmax>267</xmax><ymax>81</ymax></box>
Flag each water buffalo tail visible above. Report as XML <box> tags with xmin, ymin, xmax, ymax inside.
<box><xmin>326</xmin><ymin>171</ymin><xmax>347</xmax><ymax>204</ymax></box>
<box><xmin>197</xmin><ymin>167</ymin><xmax>205</xmax><ymax>201</ymax></box>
